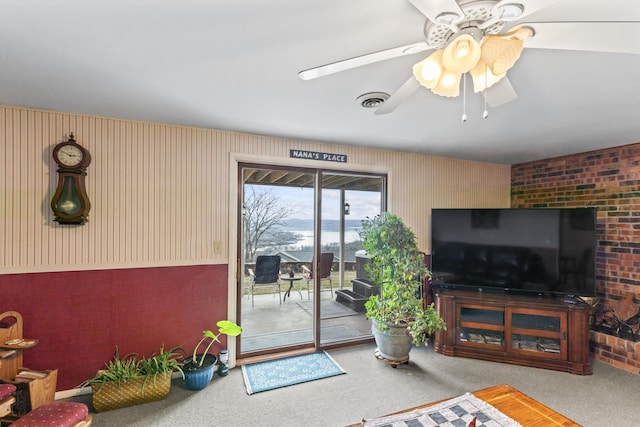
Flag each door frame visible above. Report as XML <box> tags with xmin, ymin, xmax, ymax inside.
<box><xmin>227</xmin><ymin>153</ymin><xmax>389</xmax><ymax>364</ymax></box>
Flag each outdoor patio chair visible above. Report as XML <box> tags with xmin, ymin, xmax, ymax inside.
<box><xmin>248</xmin><ymin>255</ymin><xmax>282</xmax><ymax>307</ymax></box>
<box><xmin>302</xmin><ymin>252</ymin><xmax>334</xmax><ymax>299</ymax></box>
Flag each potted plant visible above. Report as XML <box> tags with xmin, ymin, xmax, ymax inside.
<box><xmin>361</xmin><ymin>213</ymin><xmax>446</xmax><ymax>362</ymax></box>
<box><xmin>80</xmin><ymin>345</ymin><xmax>184</xmax><ymax>412</ymax></box>
<box><xmin>182</xmin><ymin>320</ymin><xmax>242</xmax><ymax>390</ymax></box>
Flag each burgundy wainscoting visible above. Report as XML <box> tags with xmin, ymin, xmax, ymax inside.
<box><xmin>0</xmin><ymin>264</ymin><xmax>228</xmax><ymax>390</ymax></box>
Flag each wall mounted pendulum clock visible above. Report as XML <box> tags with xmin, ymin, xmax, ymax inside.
<box><xmin>51</xmin><ymin>133</ymin><xmax>92</xmax><ymax>224</ymax></box>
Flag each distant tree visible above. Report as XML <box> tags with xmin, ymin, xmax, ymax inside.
<box><xmin>243</xmin><ymin>186</ymin><xmax>301</xmax><ymax>262</ymax></box>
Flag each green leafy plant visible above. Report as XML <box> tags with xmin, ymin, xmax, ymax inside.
<box><xmin>138</xmin><ymin>345</ymin><xmax>185</xmax><ymax>387</ymax></box>
<box><xmin>183</xmin><ymin>320</ymin><xmax>242</xmax><ymax>371</ymax></box>
<box><xmin>361</xmin><ymin>213</ymin><xmax>446</xmax><ymax>346</ymax></box>
<box><xmin>79</xmin><ymin>345</ymin><xmax>184</xmax><ymax>394</ymax></box>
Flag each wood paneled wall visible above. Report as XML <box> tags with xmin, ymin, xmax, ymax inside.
<box><xmin>1</xmin><ymin>105</ymin><xmax>511</xmax><ymax>274</ymax></box>
<box><xmin>1</xmin><ymin>104</ymin><xmax>509</xmax><ymax>390</ymax></box>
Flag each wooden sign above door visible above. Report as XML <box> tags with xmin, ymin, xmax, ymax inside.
<box><xmin>290</xmin><ymin>150</ymin><xmax>347</xmax><ymax>163</ymax></box>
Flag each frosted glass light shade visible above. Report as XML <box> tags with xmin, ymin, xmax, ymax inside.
<box><xmin>481</xmin><ymin>26</ymin><xmax>532</xmax><ymax>76</ymax></box>
<box><xmin>469</xmin><ymin>59</ymin><xmax>505</xmax><ymax>92</ymax></box>
<box><xmin>413</xmin><ymin>50</ymin><xmax>444</xmax><ymax>89</ymax></box>
<box><xmin>431</xmin><ymin>70</ymin><xmax>461</xmax><ymax>97</ymax></box>
<box><xmin>442</xmin><ymin>34</ymin><xmax>481</xmax><ymax>73</ymax></box>
<box><xmin>411</xmin><ymin>26</ymin><xmax>531</xmax><ymax>99</ymax></box>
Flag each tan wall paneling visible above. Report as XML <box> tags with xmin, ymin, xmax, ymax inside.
<box><xmin>1</xmin><ymin>105</ymin><xmax>510</xmax><ymax>274</ymax></box>
<box><xmin>384</xmin><ymin>149</ymin><xmax>510</xmax><ymax>249</ymax></box>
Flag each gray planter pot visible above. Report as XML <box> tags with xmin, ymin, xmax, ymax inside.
<box><xmin>372</xmin><ymin>320</ymin><xmax>413</xmax><ymax>361</ymax></box>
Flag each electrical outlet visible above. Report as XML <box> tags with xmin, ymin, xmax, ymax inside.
<box><xmin>214</xmin><ymin>241</ymin><xmax>223</xmax><ymax>254</ymax></box>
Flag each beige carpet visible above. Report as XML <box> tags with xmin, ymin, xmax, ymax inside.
<box><xmin>71</xmin><ymin>343</ymin><xmax>640</xmax><ymax>426</ymax></box>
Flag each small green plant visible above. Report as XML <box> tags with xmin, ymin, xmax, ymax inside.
<box><xmin>138</xmin><ymin>345</ymin><xmax>185</xmax><ymax>387</ymax></box>
<box><xmin>79</xmin><ymin>345</ymin><xmax>184</xmax><ymax>394</ymax></box>
<box><xmin>183</xmin><ymin>320</ymin><xmax>242</xmax><ymax>371</ymax></box>
<box><xmin>361</xmin><ymin>213</ymin><xmax>446</xmax><ymax>346</ymax></box>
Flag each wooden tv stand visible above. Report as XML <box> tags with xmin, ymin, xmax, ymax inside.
<box><xmin>433</xmin><ymin>288</ymin><xmax>592</xmax><ymax>375</ymax></box>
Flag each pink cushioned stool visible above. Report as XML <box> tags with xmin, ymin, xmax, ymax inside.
<box><xmin>12</xmin><ymin>401</ymin><xmax>92</xmax><ymax>427</ymax></box>
<box><xmin>0</xmin><ymin>384</ymin><xmax>16</xmax><ymax>400</ymax></box>
<box><xmin>0</xmin><ymin>383</ymin><xmax>17</xmax><ymax>418</ymax></box>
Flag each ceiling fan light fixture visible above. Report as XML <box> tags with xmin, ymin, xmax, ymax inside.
<box><xmin>469</xmin><ymin>59</ymin><xmax>504</xmax><ymax>92</ymax></box>
<box><xmin>413</xmin><ymin>50</ymin><xmax>443</xmax><ymax>89</ymax></box>
<box><xmin>512</xmin><ymin>26</ymin><xmax>535</xmax><ymax>41</ymax></box>
<box><xmin>431</xmin><ymin>70</ymin><xmax>461</xmax><ymax>97</ymax></box>
<box><xmin>410</xmin><ymin>23</ymin><xmax>531</xmax><ymax>100</ymax></box>
<box><xmin>442</xmin><ymin>34</ymin><xmax>481</xmax><ymax>73</ymax></box>
<box><xmin>480</xmin><ymin>35</ymin><xmax>525</xmax><ymax>76</ymax></box>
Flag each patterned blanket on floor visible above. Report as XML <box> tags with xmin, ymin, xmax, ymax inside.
<box><xmin>363</xmin><ymin>392</ymin><xmax>523</xmax><ymax>427</ymax></box>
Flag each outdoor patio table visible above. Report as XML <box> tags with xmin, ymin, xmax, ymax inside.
<box><xmin>280</xmin><ymin>275</ymin><xmax>303</xmax><ymax>301</ymax></box>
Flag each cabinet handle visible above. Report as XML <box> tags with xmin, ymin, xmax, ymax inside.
<box><xmin>562</xmin><ymin>331</ymin><xmax>567</xmax><ymax>341</ymax></box>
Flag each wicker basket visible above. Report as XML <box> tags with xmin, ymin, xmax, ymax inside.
<box><xmin>91</xmin><ymin>372</ymin><xmax>171</xmax><ymax>412</ymax></box>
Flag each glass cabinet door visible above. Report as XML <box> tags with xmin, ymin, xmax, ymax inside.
<box><xmin>458</xmin><ymin>306</ymin><xmax>505</xmax><ymax>349</ymax></box>
<box><xmin>508</xmin><ymin>309</ymin><xmax>567</xmax><ymax>358</ymax></box>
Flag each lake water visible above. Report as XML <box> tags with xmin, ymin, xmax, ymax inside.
<box><xmin>296</xmin><ymin>230</ymin><xmax>361</xmax><ymax>247</ymax></box>
<box><xmin>283</xmin><ymin>219</ymin><xmax>363</xmax><ymax>247</ymax></box>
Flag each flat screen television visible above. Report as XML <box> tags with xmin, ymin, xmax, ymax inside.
<box><xmin>430</xmin><ymin>208</ymin><xmax>597</xmax><ymax>297</ymax></box>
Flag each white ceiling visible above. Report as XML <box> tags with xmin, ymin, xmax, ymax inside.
<box><xmin>1</xmin><ymin>0</ymin><xmax>639</xmax><ymax>165</ymax></box>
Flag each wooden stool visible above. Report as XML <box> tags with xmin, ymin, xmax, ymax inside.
<box><xmin>12</xmin><ymin>402</ymin><xmax>92</xmax><ymax>427</ymax></box>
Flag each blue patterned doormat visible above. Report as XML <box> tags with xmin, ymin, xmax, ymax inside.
<box><xmin>241</xmin><ymin>351</ymin><xmax>346</xmax><ymax>394</ymax></box>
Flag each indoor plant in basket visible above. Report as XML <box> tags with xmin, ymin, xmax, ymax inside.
<box><xmin>182</xmin><ymin>320</ymin><xmax>242</xmax><ymax>390</ymax></box>
<box><xmin>80</xmin><ymin>345</ymin><xmax>184</xmax><ymax>412</ymax></box>
<box><xmin>361</xmin><ymin>213</ymin><xmax>446</xmax><ymax>363</ymax></box>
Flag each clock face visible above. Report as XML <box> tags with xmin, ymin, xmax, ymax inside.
<box><xmin>56</xmin><ymin>144</ymin><xmax>84</xmax><ymax>167</ymax></box>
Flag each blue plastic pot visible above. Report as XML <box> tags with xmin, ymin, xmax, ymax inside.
<box><xmin>183</xmin><ymin>354</ymin><xmax>217</xmax><ymax>390</ymax></box>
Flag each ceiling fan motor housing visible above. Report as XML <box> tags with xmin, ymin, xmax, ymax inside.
<box><xmin>425</xmin><ymin>0</ymin><xmax>505</xmax><ymax>48</ymax></box>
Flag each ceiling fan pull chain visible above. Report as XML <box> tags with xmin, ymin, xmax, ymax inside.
<box><xmin>483</xmin><ymin>64</ymin><xmax>489</xmax><ymax>119</ymax></box>
<box><xmin>461</xmin><ymin>73</ymin><xmax>468</xmax><ymax>123</ymax></box>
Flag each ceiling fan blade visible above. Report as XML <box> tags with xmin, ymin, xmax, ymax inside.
<box><xmin>407</xmin><ymin>0</ymin><xmax>464</xmax><ymax>26</ymax></box>
<box><xmin>523</xmin><ymin>22</ymin><xmax>640</xmax><ymax>54</ymax></box>
<box><xmin>484</xmin><ymin>77</ymin><xmax>517</xmax><ymax>108</ymax></box>
<box><xmin>479</xmin><ymin>0</ymin><xmax>561</xmax><ymax>29</ymax></box>
<box><xmin>511</xmin><ymin>0</ymin><xmax>640</xmax><ymax>23</ymax></box>
<box><xmin>298</xmin><ymin>42</ymin><xmax>433</xmax><ymax>80</ymax></box>
<box><xmin>497</xmin><ymin>0</ymin><xmax>561</xmax><ymax>21</ymax></box>
<box><xmin>374</xmin><ymin>77</ymin><xmax>421</xmax><ymax>115</ymax></box>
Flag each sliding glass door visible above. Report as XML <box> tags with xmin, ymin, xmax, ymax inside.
<box><xmin>237</xmin><ymin>164</ymin><xmax>385</xmax><ymax>357</ymax></box>
<box><xmin>317</xmin><ymin>172</ymin><xmax>385</xmax><ymax>346</ymax></box>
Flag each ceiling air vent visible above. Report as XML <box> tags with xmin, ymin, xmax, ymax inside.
<box><xmin>356</xmin><ymin>92</ymin><xmax>389</xmax><ymax>109</ymax></box>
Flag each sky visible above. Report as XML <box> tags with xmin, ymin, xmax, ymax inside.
<box><xmin>245</xmin><ymin>185</ymin><xmax>382</xmax><ymax>220</ymax></box>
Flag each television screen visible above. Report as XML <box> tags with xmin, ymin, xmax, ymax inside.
<box><xmin>430</xmin><ymin>208</ymin><xmax>597</xmax><ymax>297</ymax></box>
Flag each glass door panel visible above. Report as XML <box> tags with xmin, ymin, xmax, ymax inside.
<box><xmin>512</xmin><ymin>313</ymin><xmax>561</xmax><ymax>332</ymax></box>
<box><xmin>460</xmin><ymin>307</ymin><xmax>504</xmax><ymax>325</ymax></box>
<box><xmin>458</xmin><ymin>306</ymin><xmax>505</xmax><ymax>348</ymax></box>
<box><xmin>239</xmin><ymin>165</ymin><xmax>315</xmax><ymax>354</ymax></box>
<box><xmin>511</xmin><ymin>334</ymin><xmax>561</xmax><ymax>354</ymax></box>
<box><xmin>238</xmin><ymin>166</ymin><xmax>387</xmax><ymax>356</ymax></box>
<box><xmin>508</xmin><ymin>309</ymin><xmax>566</xmax><ymax>358</ymax></box>
<box><xmin>318</xmin><ymin>172</ymin><xmax>385</xmax><ymax>345</ymax></box>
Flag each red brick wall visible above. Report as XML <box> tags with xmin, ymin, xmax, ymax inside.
<box><xmin>511</xmin><ymin>142</ymin><xmax>640</xmax><ymax>375</ymax></box>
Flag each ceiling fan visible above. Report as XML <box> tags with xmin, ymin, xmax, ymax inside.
<box><xmin>298</xmin><ymin>0</ymin><xmax>640</xmax><ymax>115</ymax></box>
